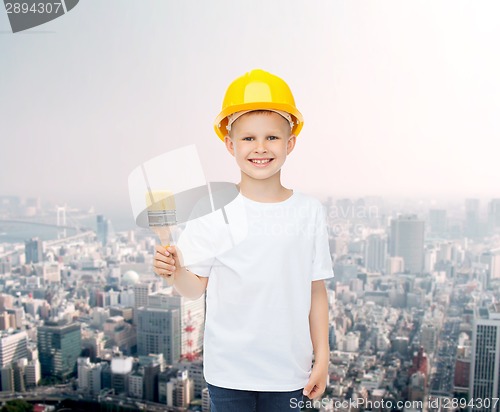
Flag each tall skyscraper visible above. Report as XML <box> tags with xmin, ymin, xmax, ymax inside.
<box><xmin>96</xmin><ymin>215</ymin><xmax>109</xmax><ymax>246</ymax></box>
<box><xmin>470</xmin><ymin>305</ymin><xmax>500</xmax><ymax>407</ymax></box>
<box><xmin>136</xmin><ymin>307</ymin><xmax>180</xmax><ymax>364</ymax></box>
<box><xmin>428</xmin><ymin>209</ymin><xmax>447</xmax><ymax>236</ymax></box>
<box><xmin>37</xmin><ymin>321</ymin><xmax>82</xmax><ymax>379</ymax></box>
<box><xmin>364</xmin><ymin>234</ymin><xmax>387</xmax><ymax>272</ymax></box>
<box><xmin>25</xmin><ymin>238</ymin><xmax>43</xmax><ymax>264</ymax></box>
<box><xmin>488</xmin><ymin>199</ymin><xmax>500</xmax><ymax>235</ymax></box>
<box><xmin>389</xmin><ymin>215</ymin><xmax>425</xmax><ymax>274</ymax></box>
<box><xmin>465</xmin><ymin>198</ymin><xmax>481</xmax><ymax>239</ymax></box>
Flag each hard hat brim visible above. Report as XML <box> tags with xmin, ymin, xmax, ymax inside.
<box><xmin>214</xmin><ymin>103</ymin><xmax>304</xmax><ymax>141</ymax></box>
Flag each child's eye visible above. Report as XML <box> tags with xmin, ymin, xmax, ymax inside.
<box><xmin>242</xmin><ymin>137</ymin><xmax>253</xmax><ymax>141</ymax></box>
<box><xmin>268</xmin><ymin>136</ymin><xmax>279</xmax><ymax>140</ymax></box>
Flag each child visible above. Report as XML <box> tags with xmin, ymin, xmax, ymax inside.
<box><xmin>153</xmin><ymin>69</ymin><xmax>334</xmax><ymax>412</ymax></box>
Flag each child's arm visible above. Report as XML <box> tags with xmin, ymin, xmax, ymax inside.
<box><xmin>304</xmin><ymin>279</ymin><xmax>330</xmax><ymax>399</ymax></box>
<box><xmin>153</xmin><ymin>245</ymin><xmax>208</xmax><ymax>300</ymax></box>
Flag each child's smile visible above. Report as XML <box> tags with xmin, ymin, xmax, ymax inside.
<box><xmin>248</xmin><ymin>157</ymin><xmax>274</xmax><ymax>167</ymax></box>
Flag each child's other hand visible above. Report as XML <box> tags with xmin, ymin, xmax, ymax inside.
<box><xmin>303</xmin><ymin>363</ymin><xmax>328</xmax><ymax>400</ymax></box>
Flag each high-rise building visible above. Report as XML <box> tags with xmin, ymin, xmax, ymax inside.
<box><xmin>37</xmin><ymin>321</ymin><xmax>81</xmax><ymax>379</ymax></box>
<box><xmin>0</xmin><ymin>330</ymin><xmax>28</xmax><ymax>368</ymax></box>
<box><xmin>159</xmin><ymin>367</ymin><xmax>179</xmax><ymax>404</ymax></box>
<box><xmin>465</xmin><ymin>198</ymin><xmax>481</xmax><ymax>238</ymax></box>
<box><xmin>470</xmin><ymin>305</ymin><xmax>500</xmax><ymax>407</ymax></box>
<box><xmin>389</xmin><ymin>215</ymin><xmax>425</xmax><ymax>274</ymax></box>
<box><xmin>0</xmin><ymin>261</ymin><xmax>11</xmax><ymax>275</ymax></box>
<box><xmin>7</xmin><ymin>307</ymin><xmax>24</xmax><ymax>329</ymax></box>
<box><xmin>179</xmin><ymin>361</ymin><xmax>205</xmax><ymax>398</ymax></box>
<box><xmin>0</xmin><ymin>312</ymin><xmax>10</xmax><ymax>331</ymax></box>
<box><xmin>0</xmin><ymin>366</ymin><xmax>14</xmax><ymax>392</ymax></box>
<box><xmin>133</xmin><ymin>282</ymin><xmax>154</xmax><ymax>312</ymax></box>
<box><xmin>488</xmin><ymin>199</ymin><xmax>500</xmax><ymax>234</ymax></box>
<box><xmin>148</xmin><ymin>289</ymin><xmax>205</xmax><ymax>361</ymax></box>
<box><xmin>101</xmin><ymin>362</ymin><xmax>112</xmax><ymax>390</ymax></box>
<box><xmin>392</xmin><ymin>336</ymin><xmax>409</xmax><ymax>356</ymax></box>
<box><xmin>328</xmin><ymin>325</ymin><xmax>336</xmax><ymax>351</ymax></box>
<box><xmin>128</xmin><ymin>373</ymin><xmax>143</xmax><ymax>399</ymax></box>
<box><xmin>420</xmin><ymin>324</ymin><xmax>437</xmax><ymax>354</ymax></box>
<box><xmin>96</xmin><ymin>215</ymin><xmax>109</xmax><ymax>246</ymax></box>
<box><xmin>364</xmin><ymin>234</ymin><xmax>387</xmax><ymax>272</ymax></box>
<box><xmin>424</xmin><ymin>247</ymin><xmax>437</xmax><ymax>273</ymax></box>
<box><xmin>429</xmin><ymin>209</ymin><xmax>447</xmax><ymax>236</ymax></box>
<box><xmin>480</xmin><ymin>252</ymin><xmax>500</xmax><ymax>282</ymax></box>
<box><xmin>81</xmin><ymin>330</ymin><xmax>105</xmax><ymax>362</ymax></box>
<box><xmin>25</xmin><ymin>238</ymin><xmax>43</xmax><ymax>264</ymax></box>
<box><xmin>454</xmin><ymin>345</ymin><xmax>471</xmax><ymax>391</ymax></box>
<box><xmin>143</xmin><ymin>362</ymin><xmax>161</xmax><ymax>402</ymax></box>
<box><xmin>78</xmin><ymin>357</ymin><xmax>92</xmax><ymax>392</ymax></box>
<box><xmin>37</xmin><ymin>263</ymin><xmax>61</xmax><ymax>284</ymax></box>
<box><xmin>78</xmin><ymin>358</ymin><xmax>103</xmax><ymax>394</ymax></box>
<box><xmin>25</xmin><ymin>359</ymin><xmax>41</xmax><ymax>388</ymax></box>
<box><xmin>0</xmin><ymin>294</ymin><xmax>14</xmax><ymax>311</ymax></box>
<box><xmin>13</xmin><ymin>359</ymin><xmax>26</xmax><ymax>392</ymax></box>
<box><xmin>136</xmin><ymin>307</ymin><xmax>180</xmax><ymax>364</ymax></box>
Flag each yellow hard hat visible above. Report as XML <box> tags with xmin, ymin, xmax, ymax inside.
<box><xmin>214</xmin><ymin>69</ymin><xmax>304</xmax><ymax>141</ymax></box>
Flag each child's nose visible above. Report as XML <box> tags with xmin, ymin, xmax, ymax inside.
<box><xmin>255</xmin><ymin>140</ymin><xmax>268</xmax><ymax>152</ymax></box>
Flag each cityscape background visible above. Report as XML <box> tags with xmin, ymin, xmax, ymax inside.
<box><xmin>0</xmin><ymin>195</ymin><xmax>499</xmax><ymax>411</ymax></box>
<box><xmin>1</xmin><ymin>0</ymin><xmax>500</xmax><ymax>411</ymax></box>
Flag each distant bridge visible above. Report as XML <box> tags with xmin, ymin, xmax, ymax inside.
<box><xmin>0</xmin><ymin>218</ymin><xmax>90</xmax><ymax>231</ymax></box>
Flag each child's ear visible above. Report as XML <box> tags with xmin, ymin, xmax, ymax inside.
<box><xmin>287</xmin><ymin>134</ymin><xmax>297</xmax><ymax>154</ymax></box>
<box><xmin>224</xmin><ymin>135</ymin><xmax>235</xmax><ymax>156</ymax></box>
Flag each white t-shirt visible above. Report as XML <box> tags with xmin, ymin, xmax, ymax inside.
<box><xmin>177</xmin><ymin>190</ymin><xmax>334</xmax><ymax>391</ymax></box>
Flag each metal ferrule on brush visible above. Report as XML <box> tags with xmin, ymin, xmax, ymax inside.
<box><xmin>147</xmin><ymin>209</ymin><xmax>177</xmax><ymax>227</ymax></box>
<box><xmin>145</xmin><ymin>190</ymin><xmax>178</xmax><ymax>245</ymax></box>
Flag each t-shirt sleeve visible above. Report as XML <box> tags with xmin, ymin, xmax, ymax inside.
<box><xmin>311</xmin><ymin>202</ymin><xmax>335</xmax><ymax>281</ymax></box>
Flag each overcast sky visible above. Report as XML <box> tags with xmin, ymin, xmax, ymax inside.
<box><xmin>1</xmin><ymin>0</ymin><xmax>499</xmax><ymax>224</ymax></box>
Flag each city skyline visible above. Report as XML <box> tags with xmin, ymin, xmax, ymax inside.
<box><xmin>3</xmin><ymin>192</ymin><xmax>500</xmax><ymax>235</ymax></box>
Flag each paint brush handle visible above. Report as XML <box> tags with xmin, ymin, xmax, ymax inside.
<box><xmin>152</xmin><ymin>225</ymin><xmax>179</xmax><ymax>286</ymax></box>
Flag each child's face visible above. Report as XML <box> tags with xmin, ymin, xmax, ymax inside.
<box><xmin>224</xmin><ymin>111</ymin><xmax>296</xmax><ymax>182</ymax></box>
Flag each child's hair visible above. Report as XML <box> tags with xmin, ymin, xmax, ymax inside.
<box><xmin>227</xmin><ymin>110</ymin><xmax>294</xmax><ymax>139</ymax></box>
